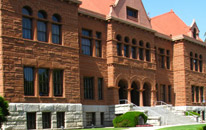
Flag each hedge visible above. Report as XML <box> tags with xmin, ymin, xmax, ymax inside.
<box><xmin>0</xmin><ymin>96</ymin><xmax>10</xmax><ymax>128</ymax></box>
<box><xmin>113</xmin><ymin>111</ymin><xmax>147</xmax><ymax>127</ymax></box>
<box><xmin>185</xmin><ymin>111</ymin><xmax>200</xmax><ymax>117</ymax></box>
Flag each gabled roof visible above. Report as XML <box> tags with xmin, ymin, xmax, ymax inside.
<box><xmin>151</xmin><ymin>10</ymin><xmax>190</xmax><ymax>37</ymax></box>
<box><xmin>80</xmin><ymin>0</ymin><xmax>116</xmax><ymax>15</ymax></box>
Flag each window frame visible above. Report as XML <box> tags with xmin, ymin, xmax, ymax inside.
<box><xmin>53</xmin><ymin>69</ymin><xmax>63</xmax><ymax>97</ymax></box>
<box><xmin>98</xmin><ymin>78</ymin><xmax>103</xmax><ymax>100</ymax></box>
<box><xmin>57</xmin><ymin>112</ymin><xmax>65</xmax><ymax>128</ymax></box>
<box><xmin>24</xmin><ymin>67</ymin><xmax>35</xmax><ymax>96</ymax></box>
<box><xmin>38</xmin><ymin>68</ymin><xmax>49</xmax><ymax>96</ymax></box>
<box><xmin>22</xmin><ymin>7</ymin><xmax>33</xmax><ymax>39</ymax></box>
<box><xmin>52</xmin><ymin>14</ymin><xmax>62</xmax><ymax>44</ymax></box>
<box><xmin>81</xmin><ymin>29</ymin><xmax>92</xmax><ymax>56</ymax></box>
<box><xmin>42</xmin><ymin>112</ymin><xmax>51</xmax><ymax>129</ymax></box>
<box><xmin>126</xmin><ymin>7</ymin><xmax>138</xmax><ymax>21</ymax></box>
<box><xmin>84</xmin><ymin>77</ymin><xmax>94</xmax><ymax>100</ymax></box>
<box><xmin>27</xmin><ymin>112</ymin><xmax>36</xmax><ymax>129</ymax></box>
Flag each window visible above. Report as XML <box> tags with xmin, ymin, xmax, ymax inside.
<box><xmin>124</xmin><ymin>37</ymin><xmax>129</xmax><ymax>43</ymax></box>
<box><xmin>200</xmin><ymin>87</ymin><xmax>204</xmax><ymax>102</ymax></box>
<box><xmin>161</xmin><ymin>85</ymin><xmax>166</xmax><ymax>102</ymax></box>
<box><xmin>57</xmin><ymin>112</ymin><xmax>65</xmax><ymax>128</ymax></box>
<box><xmin>39</xmin><ymin>69</ymin><xmax>49</xmax><ymax>96</ymax></box>
<box><xmin>156</xmin><ymin>84</ymin><xmax>159</xmax><ymax>101</ymax></box>
<box><xmin>24</xmin><ymin>67</ymin><xmax>34</xmax><ymax>96</ymax></box>
<box><xmin>199</xmin><ymin>55</ymin><xmax>203</xmax><ymax>72</ymax></box>
<box><xmin>190</xmin><ymin>52</ymin><xmax>193</xmax><ymax>70</ymax></box>
<box><xmin>86</xmin><ymin>112</ymin><xmax>95</xmax><ymax>126</ymax></box>
<box><xmin>84</xmin><ymin>77</ymin><xmax>94</xmax><ymax>99</ymax></box>
<box><xmin>100</xmin><ymin>112</ymin><xmax>104</xmax><ymax>126</ymax></box>
<box><xmin>37</xmin><ymin>11</ymin><xmax>47</xmax><ymax>42</ymax></box>
<box><xmin>131</xmin><ymin>47</ymin><xmax>137</xmax><ymax>59</ymax></box>
<box><xmin>117</xmin><ymin>43</ymin><xmax>122</xmax><ymax>56</ymax></box>
<box><xmin>168</xmin><ymin>85</ymin><xmax>171</xmax><ymax>102</ymax></box>
<box><xmin>98</xmin><ymin>78</ymin><xmax>103</xmax><ymax>100</ymax></box>
<box><xmin>116</xmin><ymin>35</ymin><xmax>122</xmax><ymax>56</ymax></box>
<box><xmin>146</xmin><ymin>43</ymin><xmax>150</xmax><ymax>62</ymax></box>
<box><xmin>96</xmin><ymin>32</ymin><xmax>102</xmax><ymax>57</ymax></box>
<box><xmin>166</xmin><ymin>50</ymin><xmax>170</xmax><ymax>69</ymax></box>
<box><xmin>53</xmin><ymin>70</ymin><xmax>63</xmax><ymax>96</ymax></box>
<box><xmin>52</xmin><ymin>14</ymin><xmax>61</xmax><ymax>44</ymax></box>
<box><xmin>27</xmin><ymin>112</ymin><xmax>36</xmax><ymax>129</ymax></box>
<box><xmin>81</xmin><ymin>29</ymin><xmax>92</xmax><ymax>56</ymax></box>
<box><xmin>127</xmin><ymin>7</ymin><xmax>138</xmax><ymax>20</ymax></box>
<box><xmin>132</xmin><ymin>39</ymin><xmax>137</xmax><ymax>45</ymax></box>
<box><xmin>124</xmin><ymin>45</ymin><xmax>129</xmax><ymax>57</ymax></box>
<box><xmin>22</xmin><ymin>7</ymin><xmax>32</xmax><ymax>39</ymax></box>
<box><xmin>193</xmin><ymin>28</ymin><xmax>197</xmax><ymax>39</ymax></box>
<box><xmin>196</xmin><ymin>87</ymin><xmax>199</xmax><ymax>102</ymax></box>
<box><xmin>195</xmin><ymin>54</ymin><xmax>198</xmax><ymax>71</ymax></box>
<box><xmin>192</xmin><ymin>86</ymin><xmax>195</xmax><ymax>102</ymax></box>
<box><xmin>139</xmin><ymin>41</ymin><xmax>144</xmax><ymax>60</ymax></box>
<box><xmin>159</xmin><ymin>48</ymin><xmax>165</xmax><ymax>68</ymax></box>
<box><xmin>42</xmin><ymin>112</ymin><xmax>51</xmax><ymax>129</ymax></box>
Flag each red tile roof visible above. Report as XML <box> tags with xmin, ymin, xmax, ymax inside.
<box><xmin>80</xmin><ymin>0</ymin><xmax>116</xmax><ymax>15</ymax></box>
<box><xmin>151</xmin><ymin>10</ymin><xmax>190</xmax><ymax>37</ymax></box>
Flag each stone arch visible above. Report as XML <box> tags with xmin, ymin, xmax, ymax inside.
<box><xmin>131</xmin><ymin>80</ymin><xmax>140</xmax><ymax>106</ymax></box>
<box><xmin>118</xmin><ymin>79</ymin><xmax>128</xmax><ymax>103</ymax></box>
<box><xmin>143</xmin><ymin>82</ymin><xmax>152</xmax><ymax>106</ymax></box>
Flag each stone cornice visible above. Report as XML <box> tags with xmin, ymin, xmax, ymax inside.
<box><xmin>63</xmin><ymin>0</ymin><xmax>82</xmax><ymax>5</ymax></box>
<box><xmin>78</xmin><ymin>8</ymin><xmax>106</xmax><ymax>20</ymax></box>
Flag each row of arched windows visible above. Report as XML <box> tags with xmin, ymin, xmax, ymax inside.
<box><xmin>22</xmin><ymin>6</ymin><xmax>61</xmax><ymax>44</ymax></box>
<box><xmin>190</xmin><ymin>52</ymin><xmax>203</xmax><ymax>72</ymax></box>
<box><xmin>116</xmin><ymin>34</ymin><xmax>151</xmax><ymax>62</ymax></box>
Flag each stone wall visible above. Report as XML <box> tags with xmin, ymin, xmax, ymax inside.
<box><xmin>3</xmin><ymin>103</ymin><xmax>83</xmax><ymax>130</ymax></box>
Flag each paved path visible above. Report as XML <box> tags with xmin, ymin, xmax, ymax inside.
<box><xmin>126</xmin><ymin>123</ymin><xmax>204</xmax><ymax>130</ymax></box>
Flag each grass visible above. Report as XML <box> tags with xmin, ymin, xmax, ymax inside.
<box><xmin>158</xmin><ymin>124</ymin><xmax>206</xmax><ymax>130</ymax></box>
<box><xmin>71</xmin><ymin>128</ymin><xmax>126</xmax><ymax>130</ymax></box>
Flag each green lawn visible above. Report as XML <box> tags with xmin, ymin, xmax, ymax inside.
<box><xmin>158</xmin><ymin>124</ymin><xmax>206</xmax><ymax>130</ymax></box>
<box><xmin>71</xmin><ymin>128</ymin><xmax>126</xmax><ymax>130</ymax></box>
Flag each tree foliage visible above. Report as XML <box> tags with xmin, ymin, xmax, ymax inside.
<box><xmin>0</xmin><ymin>96</ymin><xmax>10</xmax><ymax>127</ymax></box>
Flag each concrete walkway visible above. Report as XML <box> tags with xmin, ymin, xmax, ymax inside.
<box><xmin>126</xmin><ymin>123</ymin><xmax>205</xmax><ymax>130</ymax></box>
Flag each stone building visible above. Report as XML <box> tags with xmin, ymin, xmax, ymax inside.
<box><xmin>0</xmin><ymin>0</ymin><xmax>205</xmax><ymax>129</ymax></box>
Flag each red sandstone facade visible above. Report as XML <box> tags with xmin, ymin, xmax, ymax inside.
<box><xmin>0</xmin><ymin>0</ymin><xmax>205</xmax><ymax>129</ymax></box>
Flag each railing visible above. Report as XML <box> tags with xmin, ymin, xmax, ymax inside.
<box><xmin>154</xmin><ymin>101</ymin><xmax>173</xmax><ymax>111</ymax></box>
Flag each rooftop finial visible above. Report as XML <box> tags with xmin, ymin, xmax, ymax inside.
<box><xmin>170</xmin><ymin>9</ymin><xmax>174</xmax><ymax>13</ymax></box>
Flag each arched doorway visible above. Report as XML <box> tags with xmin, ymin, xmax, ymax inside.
<box><xmin>118</xmin><ymin>79</ymin><xmax>128</xmax><ymax>103</ymax></box>
<box><xmin>131</xmin><ymin>81</ymin><xmax>140</xmax><ymax>106</ymax></box>
<box><xmin>143</xmin><ymin>83</ymin><xmax>151</xmax><ymax>106</ymax></box>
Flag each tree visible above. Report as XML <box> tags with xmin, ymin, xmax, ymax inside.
<box><xmin>0</xmin><ymin>96</ymin><xmax>9</xmax><ymax>129</ymax></box>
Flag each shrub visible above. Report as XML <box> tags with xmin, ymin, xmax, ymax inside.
<box><xmin>0</xmin><ymin>96</ymin><xmax>10</xmax><ymax>128</ymax></box>
<box><xmin>185</xmin><ymin>111</ymin><xmax>200</xmax><ymax>117</ymax></box>
<box><xmin>113</xmin><ymin>111</ymin><xmax>147</xmax><ymax>127</ymax></box>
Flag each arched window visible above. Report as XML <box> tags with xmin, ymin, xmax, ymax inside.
<box><xmin>193</xmin><ymin>28</ymin><xmax>197</xmax><ymax>39</ymax></box>
<box><xmin>199</xmin><ymin>55</ymin><xmax>203</xmax><ymax>72</ymax></box>
<box><xmin>139</xmin><ymin>41</ymin><xmax>144</xmax><ymax>60</ymax></box>
<box><xmin>37</xmin><ymin>10</ymin><xmax>47</xmax><ymax>42</ymax></box>
<box><xmin>146</xmin><ymin>42</ymin><xmax>150</xmax><ymax>62</ymax></box>
<box><xmin>52</xmin><ymin>14</ymin><xmax>61</xmax><ymax>44</ymax></box>
<box><xmin>124</xmin><ymin>36</ymin><xmax>129</xmax><ymax>43</ymax></box>
<box><xmin>22</xmin><ymin>6</ymin><xmax>32</xmax><ymax>39</ymax></box>
<box><xmin>116</xmin><ymin>34</ymin><xmax>122</xmax><ymax>56</ymax></box>
<box><xmin>132</xmin><ymin>39</ymin><xmax>137</xmax><ymax>45</ymax></box>
<box><xmin>190</xmin><ymin>52</ymin><xmax>193</xmax><ymax>70</ymax></box>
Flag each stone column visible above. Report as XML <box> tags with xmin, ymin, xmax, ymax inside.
<box><xmin>139</xmin><ymin>89</ymin><xmax>144</xmax><ymax>107</ymax></box>
<box><xmin>127</xmin><ymin>88</ymin><xmax>133</xmax><ymax>103</ymax></box>
<box><xmin>37</xmin><ymin>112</ymin><xmax>43</xmax><ymax>129</ymax></box>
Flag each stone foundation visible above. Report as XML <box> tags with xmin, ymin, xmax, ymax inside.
<box><xmin>3</xmin><ymin>103</ymin><xmax>83</xmax><ymax>130</ymax></box>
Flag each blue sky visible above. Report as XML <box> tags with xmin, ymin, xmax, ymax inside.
<box><xmin>142</xmin><ymin>0</ymin><xmax>206</xmax><ymax>40</ymax></box>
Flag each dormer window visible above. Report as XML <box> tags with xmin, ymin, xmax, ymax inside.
<box><xmin>193</xmin><ymin>28</ymin><xmax>197</xmax><ymax>39</ymax></box>
<box><xmin>127</xmin><ymin>7</ymin><xmax>138</xmax><ymax>21</ymax></box>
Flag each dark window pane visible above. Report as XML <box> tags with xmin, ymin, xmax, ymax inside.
<box><xmin>22</xmin><ymin>7</ymin><xmax>32</xmax><ymax>15</ymax></box>
<box><xmin>166</xmin><ymin>56</ymin><xmax>170</xmax><ymax>69</ymax></box>
<box><xmin>98</xmin><ymin>78</ymin><xmax>103</xmax><ymax>100</ymax></box>
<box><xmin>201</xmin><ymin>87</ymin><xmax>204</xmax><ymax>102</ymax></box>
<box><xmin>84</xmin><ymin>77</ymin><xmax>94</xmax><ymax>99</ymax></box>
<box><xmin>139</xmin><ymin>48</ymin><xmax>144</xmax><ymax>60</ymax></box>
<box><xmin>52</xmin><ymin>15</ymin><xmax>60</xmax><ymax>22</ymax></box>
<box><xmin>192</xmin><ymin>86</ymin><xmax>195</xmax><ymax>102</ymax></box>
<box><xmin>190</xmin><ymin>58</ymin><xmax>193</xmax><ymax>70</ymax></box>
<box><xmin>38</xmin><ymin>11</ymin><xmax>46</xmax><ymax>19</ymax></box>
<box><xmin>42</xmin><ymin>112</ymin><xmax>51</xmax><ymax>129</ymax></box>
<box><xmin>195</xmin><ymin>59</ymin><xmax>198</xmax><ymax>71</ymax></box>
<box><xmin>96</xmin><ymin>32</ymin><xmax>101</xmax><ymax>39</ymax></box>
<box><xmin>82</xmin><ymin>38</ymin><xmax>92</xmax><ymax>56</ymax></box>
<box><xmin>146</xmin><ymin>49</ymin><xmax>150</xmax><ymax>62</ymax></box>
<box><xmin>27</xmin><ymin>112</ymin><xmax>36</xmax><ymax>129</ymax></box>
<box><xmin>24</xmin><ymin>67</ymin><xmax>34</xmax><ymax>96</ymax></box>
<box><xmin>199</xmin><ymin>60</ymin><xmax>203</xmax><ymax>72</ymax></box>
<box><xmin>132</xmin><ymin>47</ymin><xmax>136</xmax><ymax>59</ymax></box>
<box><xmin>39</xmin><ymin>69</ymin><xmax>49</xmax><ymax>96</ymax></box>
<box><xmin>96</xmin><ymin>41</ymin><xmax>101</xmax><ymax>57</ymax></box>
<box><xmin>117</xmin><ymin>43</ymin><xmax>122</xmax><ymax>56</ymax></box>
<box><xmin>127</xmin><ymin>7</ymin><xmax>138</xmax><ymax>18</ymax></box>
<box><xmin>101</xmin><ymin>112</ymin><xmax>104</xmax><ymax>126</ymax></box>
<box><xmin>124</xmin><ymin>45</ymin><xmax>129</xmax><ymax>57</ymax></box>
<box><xmin>52</xmin><ymin>24</ymin><xmax>61</xmax><ymax>44</ymax></box>
<box><xmin>22</xmin><ymin>17</ymin><xmax>32</xmax><ymax>39</ymax></box>
<box><xmin>161</xmin><ymin>85</ymin><xmax>166</xmax><ymax>102</ymax></box>
<box><xmin>86</xmin><ymin>112</ymin><xmax>95</xmax><ymax>126</ymax></box>
<box><xmin>57</xmin><ymin>112</ymin><xmax>65</xmax><ymax>128</ymax></box>
<box><xmin>196</xmin><ymin>87</ymin><xmax>199</xmax><ymax>102</ymax></box>
<box><xmin>37</xmin><ymin>21</ymin><xmax>47</xmax><ymax>42</ymax></box>
<box><xmin>156</xmin><ymin>84</ymin><xmax>159</xmax><ymax>101</ymax></box>
<box><xmin>53</xmin><ymin>70</ymin><xmax>63</xmax><ymax>96</ymax></box>
<box><xmin>82</xmin><ymin>29</ymin><xmax>91</xmax><ymax>37</ymax></box>
<box><xmin>168</xmin><ymin>85</ymin><xmax>171</xmax><ymax>102</ymax></box>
